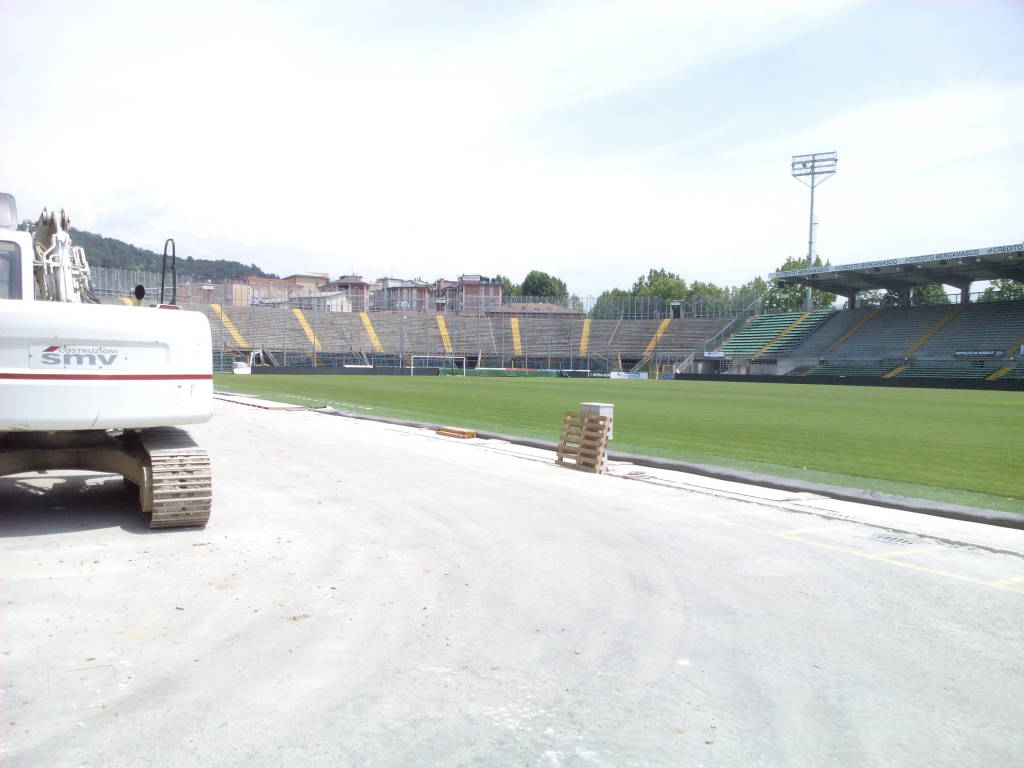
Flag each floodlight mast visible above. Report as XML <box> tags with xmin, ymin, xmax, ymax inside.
<box><xmin>791</xmin><ymin>151</ymin><xmax>837</xmax><ymax>310</ymax></box>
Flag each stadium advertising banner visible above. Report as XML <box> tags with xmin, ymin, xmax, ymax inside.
<box><xmin>610</xmin><ymin>372</ymin><xmax>649</xmax><ymax>379</ymax></box>
<box><xmin>954</xmin><ymin>350</ymin><xmax>1004</xmax><ymax>357</ymax></box>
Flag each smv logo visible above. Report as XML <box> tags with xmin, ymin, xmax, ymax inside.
<box><xmin>35</xmin><ymin>344</ymin><xmax>122</xmax><ymax>368</ymax></box>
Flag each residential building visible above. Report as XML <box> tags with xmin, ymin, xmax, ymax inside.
<box><xmin>176</xmin><ymin>282</ymin><xmax>231</xmax><ymax>304</ymax></box>
<box><xmin>321</xmin><ymin>275</ymin><xmax>372</xmax><ymax>312</ymax></box>
<box><xmin>268</xmin><ymin>292</ymin><xmax>353</xmax><ymax>313</ymax></box>
<box><xmin>283</xmin><ymin>273</ymin><xmax>330</xmax><ymax>294</ymax></box>
<box><xmin>436</xmin><ymin>275</ymin><xmax>503</xmax><ymax>314</ymax></box>
<box><xmin>370</xmin><ymin>277</ymin><xmax>431</xmax><ymax>312</ymax></box>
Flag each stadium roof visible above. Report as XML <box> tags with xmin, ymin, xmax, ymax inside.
<box><xmin>770</xmin><ymin>242</ymin><xmax>1024</xmax><ymax>294</ymax></box>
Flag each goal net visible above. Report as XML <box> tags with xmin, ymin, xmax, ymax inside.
<box><xmin>410</xmin><ymin>355</ymin><xmax>467</xmax><ymax>376</ymax></box>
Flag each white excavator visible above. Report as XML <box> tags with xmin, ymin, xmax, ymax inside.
<box><xmin>0</xmin><ymin>192</ymin><xmax>214</xmax><ymax>527</ymax></box>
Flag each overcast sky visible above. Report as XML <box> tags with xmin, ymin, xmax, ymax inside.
<box><xmin>2</xmin><ymin>0</ymin><xmax>1021</xmax><ymax>296</ymax></box>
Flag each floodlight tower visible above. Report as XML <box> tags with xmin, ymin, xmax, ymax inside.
<box><xmin>791</xmin><ymin>151</ymin><xmax>837</xmax><ymax>310</ymax></box>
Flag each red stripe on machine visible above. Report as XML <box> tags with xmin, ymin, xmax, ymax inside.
<box><xmin>0</xmin><ymin>373</ymin><xmax>213</xmax><ymax>381</ymax></box>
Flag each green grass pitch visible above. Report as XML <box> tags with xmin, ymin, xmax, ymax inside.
<box><xmin>214</xmin><ymin>374</ymin><xmax>1023</xmax><ymax>514</ymax></box>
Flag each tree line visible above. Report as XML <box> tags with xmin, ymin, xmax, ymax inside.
<box><xmin>70</xmin><ymin>228</ymin><xmax>278</xmax><ymax>282</ymax></box>
<box><xmin>496</xmin><ymin>258</ymin><xmax>1023</xmax><ymax>311</ymax></box>
<box><xmin>499</xmin><ymin>259</ymin><xmax>839</xmax><ymax>312</ymax></box>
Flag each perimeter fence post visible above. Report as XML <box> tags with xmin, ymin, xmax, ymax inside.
<box><xmin>219</xmin><ymin>307</ymin><xmax>224</xmax><ymax>373</ymax></box>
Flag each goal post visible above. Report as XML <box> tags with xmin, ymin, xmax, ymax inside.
<box><xmin>410</xmin><ymin>355</ymin><xmax>467</xmax><ymax>376</ymax></box>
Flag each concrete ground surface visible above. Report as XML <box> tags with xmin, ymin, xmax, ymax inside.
<box><xmin>1</xmin><ymin>398</ymin><xmax>1022</xmax><ymax>768</ymax></box>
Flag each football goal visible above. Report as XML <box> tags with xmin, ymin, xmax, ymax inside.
<box><xmin>410</xmin><ymin>355</ymin><xmax>467</xmax><ymax>376</ymax></box>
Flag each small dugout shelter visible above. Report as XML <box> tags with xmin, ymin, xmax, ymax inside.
<box><xmin>771</xmin><ymin>242</ymin><xmax>1024</xmax><ymax>308</ymax></box>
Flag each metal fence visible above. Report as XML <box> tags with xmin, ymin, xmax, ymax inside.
<box><xmin>91</xmin><ymin>265</ymin><xmax>1022</xmax><ymax>316</ymax></box>
<box><xmin>90</xmin><ymin>266</ymin><xmax>165</xmax><ymax>299</ymax></box>
<box><xmin>91</xmin><ymin>266</ymin><xmax>763</xmax><ymax>319</ymax></box>
<box><xmin>498</xmin><ymin>292</ymin><xmax>762</xmax><ymax>319</ymax></box>
<box><xmin>89</xmin><ymin>266</ymin><xmax>238</xmax><ymax>303</ymax></box>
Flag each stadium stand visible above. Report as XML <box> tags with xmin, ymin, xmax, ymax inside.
<box><xmin>195</xmin><ymin>304</ymin><xmax>732</xmax><ymax>373</ymax></box>
<box><xmin>769</xmin><ymin>300</ymin><xmax>1024</xmax><ymax>382</ymax></box>
<box><xmin>693</xmin><ymin>288</ymin><xmax>1020</xmax><ymax>385</ymax></box>
<box><xmin>998</xmin><ymin>364</ymin><xmax>1024</xmax><ymax>381</ymax></box>
<box><xmin>754</xmin><ymin>242</ymin><xmax>1024</xmax><ymax>383</ymax></box>
<box><xmin>823</xmin><ymin>304</ymin><xmax>954</xmax><ymax>358</ymax></box>
<box><xmin>803</xmin><ymin>361</ymin><xmax>902</xmax><ymax>377</ymax></box>
<box><xmin>786</xmin><ymin>307</ymin><xmax>877</xmax><ymax>356</ymax></box>
<box><xmin>719</xmin><ymin>311</ymin><xmax>831</xmax><ymax>355</ymax></box>
<box><xmin>138</xmin><ymin>267</ymin><xmax>1022</xmax><ymax>384</ymax></box>
<box><xmin>892</xmin><ymin>360</ymin><xmax>1005</xmax><ymax>379</ymax></box>
<box><xmin>757</xmin><ymin>309</ymin><xmax>834</xmax><ymax>355</ymax></box>
<box><xmin>912</xmin><ymin>300</ymin><xmax>1024</xmax><ymax>357</ymax></box>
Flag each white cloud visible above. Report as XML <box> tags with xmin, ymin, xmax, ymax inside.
<box><xmin>3</xmin><ymin>0</ymin><xmax>1019</xmax><ymax>297</ymax></box>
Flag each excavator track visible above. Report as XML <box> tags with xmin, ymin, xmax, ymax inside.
<box><xmin>140</xmin><ymin>427</ymin><xmax>212</xmax><ymax>528</ymax></box>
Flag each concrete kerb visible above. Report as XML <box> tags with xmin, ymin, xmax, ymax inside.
<box><xmin>303</xmin><ymin>405</ymin><xmax>1024</xmax><ymax>531</ymax></box>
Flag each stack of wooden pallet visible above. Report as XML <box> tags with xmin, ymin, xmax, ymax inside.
<box><xmin>437</xmin><ymin>426</ymin><xmax>477</xmax><ymax>439</ymax></box>
<box><xmin>556</xmin><ymin>412</ymin><xmax>611</xmax><ymax>474</ymax></box>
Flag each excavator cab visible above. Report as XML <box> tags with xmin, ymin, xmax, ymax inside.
<box><xmin>0</xmin><ymin>194</ymin><xmax>28</xmax><ymax>300</ymax></box>
<box><xmin>0</xmin><ymin>192</ymin><xmax>17</xmax><ymax>229</ymax></box>
<box><xmin>0</xmin><ymin>241</ymin><xmax>22</xmax><ymax>300</ymax></box>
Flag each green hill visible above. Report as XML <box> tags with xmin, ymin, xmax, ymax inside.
<box><xmin>70</xmin><ymin>228</ymin><xmax>277</xmax><ymax>282</ymax></box>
